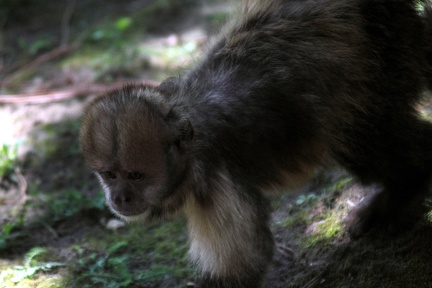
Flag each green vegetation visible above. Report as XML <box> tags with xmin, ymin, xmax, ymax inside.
<box><xmin>302</xmin><ymin>177</ymin><xmax>351</xmax><ymax>247</ymax></box>
<box><xmin>295</xmin><ymin>193</ymin><xmax>318</xmax><ymax>206</ymax></box>
<box><xmin>11</xmin><ymin>247</ymin><xmax>64</xmax><ymax>283</ymax></box>
<box><xmin>3</xmin><ymin>1</ymin><xmax>431</xmax><ymax>287</ymax></box>
<box><xmin>277</xmin><ymin>176</ymin><xmax>352</xmax><ymax>248</ymax></box>
<box><xmin>73</xmin><ymin>241</ymin><xmax>134</xmax><ymax>288</ymax></box>
<box><xmin>18</xmin><ymin>36</ymin><xmax>54</xmax><ymax>56</ymax></box>
<box><xmin>66</xmin><ymin>219</ymin><xmax>191</xmax><ymax>288</ymax></box>
<box><xmin>0</xmin><ymin>208</ymin><xmax>25</xmax><ymax>250</ymax></box>
<box><xmin>302</xmin><ymin>210</ymin><xmax>344</xmax><ymax>248</ymax></box>
<box><xmin>277</xmin><ymin>193</ymin><xmax>319</xmax><ymax>229</ymax></box>
<box><xmin>0</xmin><ymin>142</ymin><xmax>24</xmax><ymax>250</ymax></box>
<box><xmin>1</xmin><ymin>202</ymin><xmax>191</xmax><ymax>288</ymax></box>
<box><xmin>0</xmin><ymin>143</ymin><xmax>19</xmax><ymax>181</ymax></box>
<box><xmin>0</xmin><ymin>247</ymin><xmax>65</xmax><ymax>287</ymax></box>
<box><xmin>88</xmin><ymin>17</ymin><xmax>132</xmax><ymax>44</ymax></box>
<box><xmin>416</xmin><ymin>0</ymin><xmax>428</xmax><ymax>11</ymax></box>
<box><xmin>2</xmin><ymin>0</ymin><xmax>204</xmax><ymax>90</ymax></box>
<box><xmin>30</xmin><ymin>187</ymin><xmax>105</xmax><ymax>222</ymax></box>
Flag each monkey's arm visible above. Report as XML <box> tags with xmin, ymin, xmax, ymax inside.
<box><xmin>184</xmin><ymin>171</ymin><xmax>274</xmax><ymax>288</ymax></box>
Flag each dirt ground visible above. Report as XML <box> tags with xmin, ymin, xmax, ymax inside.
<box><xmin>1</xmin><ymin>1</ymin><xmax>432</xmax><ymax>287</ymax></box>
<box><xmin>267</xmin><ymin>185</ymin><xmax>432</xmax><ymax>288</ymax></box>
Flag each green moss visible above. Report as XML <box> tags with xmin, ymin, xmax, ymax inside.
<box><xmin>276</xmin><ymin>175</ymin><xmax>351</xmax><ymax>249</ymax></box>
<box><xmin>321</xmin><ymin>176</ymin><xmax>353</xmax><ymax>195</ymax></box>
<box><xmin>126</xmin><ymin>219</ymin><xmax>190</xmax><ymax>271</ymax></box>
<box><xmin>0</xmin><ymin>271</ymin><xmax>65</xmax><ymax>288</ymax></box>
<box><xmin>302</xmin><ymin>211</ymin><xmax>344</xmax><ymax>248</ymax></box>
<box><xmin>420</xmin><ymin>108</ymin><xmax>432</xmax><ymax>122</ymax></box>
<box><xmin>31</xmin><ymin>188</ymin><xmax>105</xmax><ymax>222</ymax></box>
<box><xmin>69</xmin><ymin>218</ymin><xmax>192</xmax><ymax>287</ymax></box>
<box><xmin>0</xmin><ymin>248</ymin><xmax>66</xmax><ymax>287</ymax></box>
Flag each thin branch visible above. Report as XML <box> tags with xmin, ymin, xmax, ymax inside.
<box><xmin>1</xmin><ymin>44</ymin><xmax>80</xmax><ymax>86</ymax></box>
<box><xmin>0</xmin><ymin>80</ymin><xmax>160</xmax><ymax>104</ymax></box>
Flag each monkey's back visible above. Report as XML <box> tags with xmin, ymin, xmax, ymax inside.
<box><xmin>170</xmin><ymin>0</ymin><xmax>431</xmax><ymax>187</ymax></box>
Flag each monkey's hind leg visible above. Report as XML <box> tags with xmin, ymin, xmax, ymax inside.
<box><xmin>344</xmin><ymin>117</ymin><xmax>432</xmax><ymax>238</ymax></box>
<box><xmin>184</xmin><ymin>172</ymin><xmax>274</xmax><ymax>288</ymax></box>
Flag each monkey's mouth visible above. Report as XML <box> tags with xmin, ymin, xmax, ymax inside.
<box><xmin>119</xmin><ymin>210</ymin><xmax>151</xmax><ymax>222</ymax></box>
<box><xmin>113</xmin><ymin>209</ymin><xmax>144</xmax><ymax>217</ymax></box>
<box><xmin>109</xmin><ymin>204</ymin><xmax>151</xmax><ymax>222</ymax></box>
<box><xmin>107</xmin><ymin>198</ymin><xmax>150</xmax><ymax>219</ymax></box>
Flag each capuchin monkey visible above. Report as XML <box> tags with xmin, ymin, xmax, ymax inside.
<box><xmin>80</xmin><ymin>0</ymin><xmax>432</xmax><ymax>287</ymax></box>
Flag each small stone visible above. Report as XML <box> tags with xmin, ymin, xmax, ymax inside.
<box><xmin>106</xmin><ymin>218</ymin><xmax>126</xmax><ymax>230</ymax></box>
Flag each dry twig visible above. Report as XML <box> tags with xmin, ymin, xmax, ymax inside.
<box><xmin>1</xmin><ymin>44</ymin><xmax>80</xmax><ymax>86</ymax></box>
<box><xmin>0</xmin><ymin>80</ymin><xmax>160</xmax><ymax>104</ymax></box>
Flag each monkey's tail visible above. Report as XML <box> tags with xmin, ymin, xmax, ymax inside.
<box><xmin>424</xmin><ymin>1</ymin><xmax>432</xmax><ymax>89</ymax></box>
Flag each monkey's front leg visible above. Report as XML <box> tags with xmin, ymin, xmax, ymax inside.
<box><xmin>184</xmin><ymin>174</ymin><xmax>274</xmax><ymax>288</ymax></box>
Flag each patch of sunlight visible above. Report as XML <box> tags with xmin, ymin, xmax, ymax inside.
<box><xmin>419</xmin><ymin>108</ymin><xmax>432</xmax><ymax>121</ymax></box>
<box><xmin>0</xmin><ymin>248</ymin><xmax>66</xmax><ymax>288</ymax></box>
<box><xmin>416</xmin><ymin>0</ymin><xmax>432</xmax><ymax>12</ymax></box>
<box><xmin>303</xmin><ymin>211</ymin><xmax>344</xmax><ymax>248</ymax></box>
<box><xmin>139</xmin><ymin>40</ymin><xmax>199</xmax><ymax>70</ymax></box>
<box><xmin>60</xmin><ymin>47</ymin><xmax>122</xmax><ymax>80</ymax></box>
<box><xmin>0</xmin><ymin>110</ymin><xmax>19</xmax><ymax>147</ymax></box>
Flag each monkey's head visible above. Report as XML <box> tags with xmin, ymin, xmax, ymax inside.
<box><xmin>80</xmin><ymin>84</ymin><xmax>192</xmax><ymax>222</ymax></box>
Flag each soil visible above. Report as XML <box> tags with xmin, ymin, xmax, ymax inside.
<box><xmin>267</xmin><ymin>192</ymin><xmax>432</xmax><ymax>288</ymax></box>
<box><xmin>1</xmin><ymin>1</ymin><xmax>432</xmax><ymax>288</ymax></box>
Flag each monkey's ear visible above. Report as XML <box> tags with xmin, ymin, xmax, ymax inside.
<box><xmin>178</xmin><ymin>118</ymin><xmax>193</xmax><ymax>141</ymax></box>
<box><xmin>166</xmin><ymin>108</ymin><xmax>194</xmax><ymax>142</ymax></box>
<box><xmin>158</xmin><ymin>77</ymin><xmax>180</xmax><ymax>96</ymax></box>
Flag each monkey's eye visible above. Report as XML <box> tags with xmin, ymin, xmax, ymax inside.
<box><xmin>128</xmin><ymin>172</ymin><xmax>144</xmax><ymax>181</ymax></box>
<box><xmin>102</xmin><ymin>171</ymin><xmax>116</xmax><ymax>179</ymax></box>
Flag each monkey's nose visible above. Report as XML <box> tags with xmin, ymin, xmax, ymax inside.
<box><xmin>109</xmin><ymin>190</ymin><xmax>148</xmax><ymax>217</ymax></box>
<box><xmin>113</xmin><ymin>191</ymin><xmax>133</xmax><ymax>206</ymax></box>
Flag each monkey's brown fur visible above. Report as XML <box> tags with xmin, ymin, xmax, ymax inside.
<box><xmin>80</xmin><ymin>0</ymin><xmax>432</xmax><ymax>287</ymax></box>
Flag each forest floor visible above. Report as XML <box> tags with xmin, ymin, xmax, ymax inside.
<box><xmin>1</xmin><ymin>1</ymin><xmax>432</xmax><ymax>287</ymax></box>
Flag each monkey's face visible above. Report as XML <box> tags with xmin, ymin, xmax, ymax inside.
<box><xmin>80</xmin><ymin>86</ymin><xmax>191</xmax><ymax>222</ymax></box>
